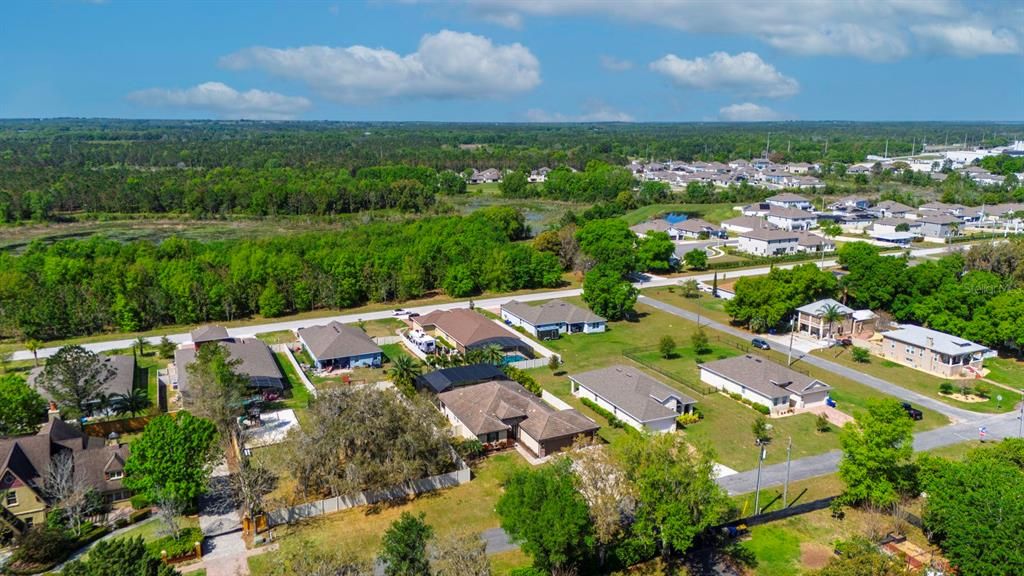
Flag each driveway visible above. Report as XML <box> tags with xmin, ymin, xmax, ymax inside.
<box><xmin>198</xmin><ymin>462</ymin><xmax>247</xmax><ymax>576</ymax></box>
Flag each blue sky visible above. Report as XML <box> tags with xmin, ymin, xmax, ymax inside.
<box><xmin>3</xmin><ymin>0</ymin><xmax>1023</xmax><ymax>121</ymax></box>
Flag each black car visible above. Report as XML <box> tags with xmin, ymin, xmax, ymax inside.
<box><xmin>751</xmin><ymin>338</ymin><xmax>771</xmax><ymax>350</ymax></box>
<box><xmin>901</xmin><ymin>402</ymin><xmax>923</xmax><ymax>421</ymax></box>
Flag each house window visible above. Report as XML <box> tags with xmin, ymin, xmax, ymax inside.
<box><xmin>106</xmin><ymin>471</ymin><xmax>124</xmax><ymax>480</ymax></box>
<box><xmin>484</xmin><ymin>432</ymin><xmax>500</xmax><ymax>444</ymax></box>
<box><xmin>24</xmin><ymin>517</ymin><xmax>33</xmax><ymax>528</ymax></box>
<box><xmin>4</xmin><ymin>492</ymin><xmax>16</xmax><ymax>506</ymax></box>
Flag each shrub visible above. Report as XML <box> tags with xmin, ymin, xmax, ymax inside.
<box><xmin>753</xmin><ymin>404</ymin><xmax>771</xmax><ymax>415</ymax></box>
<box><xmin>692</xmin><ymin>328</ymin><xmax>711</xmax><ymax>355</ymax></box>
<box><xmin>815</xmin><ymin>413</ymin><xmax>831</xmax><ymax>432</ymax></box>
<box><xmin>611</xmin><ymin>536</ymin><xmax>657</xmax><ymax>568</ymax></box>
<box><xmin>146</xmin><ymin>526</ymin><xmax>203</xmax><ymax>560</ymax></box>
<box><xmin>851</xmin><ymin>347</ymin><xmax>870</xmax><ymax>363</ymax></box>
<box><xmin>939</xmin><ymin>382</ymin><xmax>954</xmax><ymax>395</ymax></box>
<box><xmin>509</xmin><ymin>568</ymin><xmax>548</xmax><ymax>576</ymax></box>
<box><xmin>547</xmin><ymin>355</ymin><xmax>560</xmax><ymax>371</ymax></box>
<box><xmin>11</xmin><ymin>526</ymin><xmax>71</xmax><ymax>566</ymax></box>
<box><xmin>452</xmin><ymin>437</ymin><xmax>484</xmax><ymax>460</ymax></box>
<box><xmin>658</xmin><ymin>335</ymin><xmax>676</xmax><ymax>359</ymax></box>
<box><xmin>974</xmin><ymin>383</ymin><xmax>991</xmax><ymax>398</ymax></box>
<box><xmin>130</xmin><ymin>494</ymin><xmax>151</xmax><ymax>510</ymax></box>
<box><xmin>676</xmin><ymin>412</ymin><xmax>702</xmax><ymax>426</ymax></box>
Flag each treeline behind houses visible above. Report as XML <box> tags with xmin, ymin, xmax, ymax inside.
<box><xmin>0</xmin><ymin>208</ymin><xmax>564</xmax><ymax>341</ymax></box>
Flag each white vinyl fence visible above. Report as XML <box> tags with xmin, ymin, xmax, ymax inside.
<box><xmin>272</xmin><ymin>343</ymin><xmax>318</xmax><ymax>399</ymax></box>
<box><xmin>508</xmin><ymin>357</ymin><xmax>551</xmax><ymax>370</ymax></box>
<box><xmin>266</xmin><ymin>458</ymin><xmax>471</xmax><ymax>527</ymax></box>
<box><xmin>541</xmin><ymin>390</ymin><xmax>574</xmax><ymax>411</ymax></box>
<box><xmin>374</xmin><ymin>335</ymin><xmax>403</xmax><ymax>345</ymax></box>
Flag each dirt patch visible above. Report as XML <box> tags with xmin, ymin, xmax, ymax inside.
<box><xmin>800</xmin><ymin>542</ymin><xmax>833</xmax><ymax>570</ymax></box>
<box><xmin>941</xmin><ymin>392</ymin><xmax>988</xmax><ymax>403</ymax></box>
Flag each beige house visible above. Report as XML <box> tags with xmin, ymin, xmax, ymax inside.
<box><xmin>877</xmin><ymin>325</ymin><xmax>990</xmax><ymax>378</ymax></box>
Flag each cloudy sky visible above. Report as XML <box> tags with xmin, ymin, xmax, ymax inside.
<box><xmin>3</xmin><ymin>0</ymin><xmax>1023</xmax><ymax>121</ymax></box>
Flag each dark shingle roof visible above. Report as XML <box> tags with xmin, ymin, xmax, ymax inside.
<box><xmin>416</xmin><ymin>364</ymin><xmax>507</xmax><ymax>394</ymax></box>
<box><xmin>570</xmin><ymin>365</ymin><xmax>695</xmax><ymax>423</ymax></box>
<box><xmin>414</xmin><ymin>309</ymin><xmax>518</xmax><ymax>348</ymax></box>
<box><xmin>439</xmin><ymin>380</ymin><xmax>597</xmax><ymax>441</ymax></box>
<box><xmin>175</xmin><ymin>338</ymin><xmax>283</xmax><ymax>391</ymax></box>
<box><xmin>297</xmin><ymin>321</ymin><xmax>382</xmax><ymax>362</ymax></box>
<box><xmin>190</xmin><ymin>325</ymin><xmax>230</xmax><ymax>344</ymax></box>
<box><xmin>28</xmin><ymin>354</ymin><xmax>136</xmax><ymax>404</ymax></box>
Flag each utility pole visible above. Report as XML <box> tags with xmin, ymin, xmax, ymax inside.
<box><xmin>753</xmin><ymin>444</ymin><xmax>767</xmax><ymax>515</ymax></box>
<box><xmin>783</xmin><ymin>437</ymin><xmax>793</xmax><ymax>507</ymax></box>
<box><xmin>1019</xmin><ymin>389</ymin><xmax>1023</xmax><ymax>438</ymax></box>
<box><xmin>884</xmin><ymin>139</ymin><xmax>889</xmax><ymax>159</ymax></box>
<box><xmin>788</xmin><ymin>316</ymin><xmax>796</xmax><ymax>366</ymax></box>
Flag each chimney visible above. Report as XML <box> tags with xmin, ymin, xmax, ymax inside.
<box><xmin>107</xmin><ymin>431</ymin><xmax>122</xmax><ymax>448</ymax></box>
<box><xmin>47</xmin><ymin>402</ymin><xmax>61</xmax><ymax>423</ymax></box>
<box><xmin>926</xmin><ymin>337</ymin><xmax>934</xmax><ymax>349</ymax></box>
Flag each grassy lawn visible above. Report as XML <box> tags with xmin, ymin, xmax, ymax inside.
<box><xmin>621</xmin><ymin>203</ymin><xmax>738</xmax><ymax>225</ymax></box>
<box><xmin>640</xmin><ymin>288</ymin><xmax>734</xmax><ymax>326</ymax></box>
<box><xmin>254</xmin><ymin>330</ymin><xmax>295</xmax><ymax>345</ymax></box>
<box><xmin>814</xmin><ymin>347</ymin><xmax>1013</xmax><ymax>413</ymax></box>
<box><xmin>491</xmin><ymin>549</ymin><xmax>533</xmax><ymax>575</ymax></box>
<box><xmin>361</xmin><ymin>318</ymin><xmax>405</xmax><ymax>338</ymax></box>
<box><xmin>115</xmin><ymin>515</ymin><xmax>199</xmax><ymax>542</ymax></box>
<box><xmin>249</xmin><ymin>452</ymin><xmax>527</xmax><ymax>572</ymax></box>
<box><xmin>742</xmin><ymin>524</ymin><xmax>802</xmax><ymax>576</ymax></box>
<box><xmin>631</xmin><ymin>341</ymin><xmax>739</xmax><ymax>394</ymax></box>
<box><xmin>984</xmin><ymin>356</ymin><xmax>1024</xmax><ymax>390</ymax></box>
<box><xmin>271</xmin><ymin>352</ymin><xmax>312</xmax><ymax>418</ymax></box>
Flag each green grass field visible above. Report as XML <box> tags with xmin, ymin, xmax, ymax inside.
<box><xmin>621</xmin><ymin>202</ymin><xmax>738</xmax><ymax>225</ymax></box>
<box><xmin>984</xmin><ymin>356</ymin><xmax>1024</xmax><ymax>390</ymax></box>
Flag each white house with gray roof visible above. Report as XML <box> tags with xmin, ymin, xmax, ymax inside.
<box><xmin>569</xmin><ymin>365</ymin><xmax>696</xmax><ymax>433</ymax></box>
<box><xmin>296</xmin><ymin>321</ymin><xmax>383</xmax><ymax>370</ymax></box>
<box><xmin>500</xmin><ymin>299</ymin><xmax>606</xmax><ymax>340</ymax></box>
<box><xmin>699</xmin><ymin>355</ymin><xmax>832</xmax><ymax>415</ymax></box>
<box><xmin>737</xmin><ymin>228</ymin><xmax>800</xmax><ymax>257</ymax></box>
<box><xmin>765</xmin><ymin>193</ymin><xmax>813</xmax><ymax>210</ymax></box>
<box><xmin>877</xmin><ymin>325</ymin><xmax>991</xmax><ymax>378</ymax></box>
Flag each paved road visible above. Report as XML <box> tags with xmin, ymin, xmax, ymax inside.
<box><xmin>9</xmin><ymin>245</ymin><xmax>955</xmax><ymax>363</ymax></box>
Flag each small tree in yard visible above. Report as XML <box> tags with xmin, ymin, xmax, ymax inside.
<box><xmin>691</xmin><ymin>328</ymin><xmax>711</xmax><ymax>355</ymax></box>
<box><xmin>680</xmin><ymin>279</ymin><xmax>700</xmax><ymax>298</ymax></box>
<box><xmin>380</xmin><ymin>512</ymin><xmax>433</xmax><ymax>576</ymax></box>
<box><xmin>0</xmin><ymin>374</ymin><xmax>47</xmax><ymax>436</ymax></box>
<box><xmin>838</xmin><ymin>399</ymin><xmax>915</xmax><ymax>509</ymax></box>
<box><xmin>974</xmin><ymin>383</ymin><xmax>991</xmax><ymax>398</ymax></box>
<box><xmin>851</xmin><ymin>346</ymin><xmax>870</xmax><ymax>363</ymax></box>
<box><xmin>157</xmin><ymin>336</ymin><xmax>176</xmax><ymax>359</ymax></box>
<box><xmin>752</xmin><ymin>416</ymin><xmax>773</xmax><ymax>445</ymax></box>
<box><xmin>182</xmin><ymin>343</ymin><xmax>249</xmax><ymax>436</ymax></box>
<box><xmin>44</xmin><ymin>451</ymin><xmax>93</xmax><ymax>537</ymax></box>
<box><xmin>816</xmin><ymin>413</ymin><xmax>831</xmax><ymax>432</ymax></box>
<box><xmin>548</xmin><ymin>355</ymin><xmax>561</xmax><ymax>371</ymax></box>
<box><xmin>431</xmin><ymin>532</ymin><xmax>491</xmax><ymax>576</ymax></box>
<box><xmin>659</xmin><ymin>335</ymin><xmax>676</xmax><ymax>359</ymax></box>
<box><xmin>939</xmin><ymin>381</ymin><xmax>954</xmax><ymax>395</ymax></box>
<box><xmin>231</xmin><ymin>460</ymin><xmax>277</xmax><ymax>526</ymax></box>
<box><xmin>684</xmin><ymin>249</ymin><xmax>708</xmax><ymax>271</ymax></box>
<box><xmin>124</xmin><ymin>411</ymin><xmax>218</xmax><ymax>510</ymax></box>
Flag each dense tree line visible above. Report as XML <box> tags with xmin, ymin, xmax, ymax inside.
<box><xmin>0</xmin><ymin>209</ymin><xmax>562</xmax><ymax>341</ymax></box>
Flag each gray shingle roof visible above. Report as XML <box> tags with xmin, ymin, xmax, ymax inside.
<box><xmin>501</xmin><ymin>299</ymin><xmax>605</xmax><ymax>328</ymax></box>
<box><xmin>175</xmin><ymin>338</ymin><xmax>283</xmax><ymax>391</ymax></box>
<box><xmin>740</xmin><ymin>228</ymin><xmax>799</xmax><ymax>242</ymax></box>
<box><xmin>796</xmin><ymin>298</ymin><xmax>854</xmax><ymax>317</ymax></box>
<box><xmin>414</xmin><ymin>309</ymin><xmax>517</xmax><ymax>348</ymax></box>
<box><xmin>297</xmin><ymin>321</ymin><xmax>382</xmax><ymax>363</ymax></box>
<box><xmin>723</xmin><ymin>216</ymin><xmax>778</xmax><ymax>230</ymax></box>
<box><xmin>882</xmin><ymin>325</ymin><xmax>990</xmax><ymax>357</ymax></box>
<box><xmin>570</xmin><ymin>365</ymin><xmax>695</xmax><ymax>423</ymax></box>
<box><xmin>439</xmin><ymin>380</ymin><xmax>598</xmax><ymax>441</ymax></box>
<box><xmin>767</xmin><ymin>193</ymin><xmax>811</xmax><ymax>203</ymax></box>
<box><xmin>190</xmin><ymin>325</ymin><xmax>230</xmax><ymax>344</ymax></box>
<box><xmin>700</xmin><ymin>355</ymin><xmax>830</xmax><ymax>399</ymax></box>
<box><xmin>28</xmin><ymin>354</ymin><xmax>136</xmax><ymax>403</ymax></box>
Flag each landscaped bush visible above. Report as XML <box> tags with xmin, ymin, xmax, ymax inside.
<box><xmin>851</xmin><ymin>347</ymin><xmax>870</xmax><ymax>363</ymax></box>
<box><xmin>939</xmin><ymin>382</ymin><xmax>955</xmax><ymax>395</ymax></box>
<box><xmin>816</xmin><ymin>413</ymin><xmax>831</xmax><ymax>432</ymax></box>
<box><xmin>580</xmin><ymin>398</ymin><xmax>640</xmax><ymax>436</ymax></box>
<box><xmin>130</xmin><ymin>494</ymin><xmax>151</xmax><ymax>510</ymax></box>
<box><xmin>611</xmin><ymin>536</ymin><xmax>657</xmax><ymax>568</ymax></box>
<box><xmin>452</xmin><ymin>437</ymin><xmax>484</xmax><ymax>461</ymax></box>
<box><xmin>676</xmin><ymin>412</ymin><xmax>702</xmax><ymax>426</ymax></box>
<box><xmin>145</xmin><ymin>527</ymin><xmax>203</xmax><ymax>560</ymax></box>
<box><xmin>974</xmin><ymin>383</ymin><xmax>991</xmax><ymax>398</ymax></box>
<box><xmin>753</xmin><ymin>404</ymin><xmax>771</xmax><ymax>415</ymax></box>
<box><xmin>11</xmin><ymin>526</ymin><xmax>71</xmax><ymax>566</ymax></box>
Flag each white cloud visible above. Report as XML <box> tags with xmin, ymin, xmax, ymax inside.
<box><xmin>718</xmin><ymin>103</ymin><xmax>783</xmax><ymax>122</ymax></box>
<box><xmin>464</xmin><ymin>0</ymin><xmax>1017</xmax><ymax>61</ymax></box>
<box><xmin>525</xmin><ymin>102</ymin><xmax>634</xmax><ymax>122</ymax></box>
<box><xmin>220</xmin><ymin>30</ymin><xmax>541</xmax><ymax>103</ymax></box>
<box><xmin>650</xmin><ymin>52</ymin><xmax>799</xmax><ymax>98</ymax></box>
<box><xmin>912</xmin><ymin>24</ymin><xmax>1020</xmax><ymax>56</ymax></box>
<box><xmin>126</xmin><ymin>82</ymin><xmax>311</xmax><ymax>120</ymax></box>
<box><xmin>599</xmin><ymin>55</ymin><xmax>634</xmax><ymax>72</ymax></box>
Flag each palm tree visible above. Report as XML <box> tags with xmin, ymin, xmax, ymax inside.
<box><xmin>112</xmin><ymin>388</ymin><xmax>150</xmax><ymax>417</ymax></box>
<box><xmin>388</xmin><ymin>355</ymin><xmax>421</xmax><ymax>392</ymax></box>
<box><xmin>464</xmin><ymin>349</ymin><xmax>485</xmax><ymax>366</ymax></box>
<box><xmin>134</xmin><ymin>336</ymin><xmax>148</xmax><ymax>358</ymax></box>
<box><xmin>481</xmin><ymin>344</ymin><xmax>504</xmax><ymax>366</ymax></box>
<box><xmin>820</xmin><ymin>303</ymin><xmax>845</xmax><ymax>340</ymax></box>
<box><xmin>25</xmin><ymin>339</ymin><xmax>42</xmax><ymax>367</ymax></box>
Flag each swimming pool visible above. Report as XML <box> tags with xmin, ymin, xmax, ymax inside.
<box><xmin>501</xmin><ymin>354</ymin><xmax>528</xmax><ymax>364</ymax></box>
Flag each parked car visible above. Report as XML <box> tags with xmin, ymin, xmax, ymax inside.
<box><xmin>407</xmin><ymin>312</ymin><xmax>420</xmax><ymax>319</ymax></box>
<box><xmin>838</xmin><ymin>337</ymin><xmax>853</xmax><ymax>347</ymax></box>
<box><xmin>751</xmin><ymin>338</ymin><xmax>771</xmax><ymax>350</ymax></box>
<box><xmin>901</xmin><ymin>402</ymin><xmax>923</xmax><ymax>421</ymax></box>
<box><xmin>826</xmin><ymin>397</ymin><xmax>837</xmax><ymax>408</ymax></box>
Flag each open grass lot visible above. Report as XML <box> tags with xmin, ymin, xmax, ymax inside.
<box><xmin>984</xmin><ymin>356</ymin><xmax>1024</xmax><ymax>390</ymax></box>
<box><xmin>448</xmin><ymin>186</ymin><xmax>588</xmax><ymax>233</ymax></box>
<box><xmin>622</xmin><ymin>202</ymin><xmax>738</xmax><ymax>225</ymax></box>
<box><xmin>490</xmin><ymin>549</ymin><xmax>533</xmax><ymax>575</ymax></box>
<box><xmin>522</xmin><ymin>298</ymin><xmax>943</xmax><ymax>470</ymax></box>
<box><xmin>247</xmin><ymin>453</ymin><xmax>527</xmax><ymax>575</ymax></box>
<box><xmin>814</xmin><ymin>346</ymin><xmax>1014</xmax><ymax>413</ymax></box>
<box><xmin>640</xmin><ymin>288</ymin><xmax>735</xmax><ymax>326</ymax></box>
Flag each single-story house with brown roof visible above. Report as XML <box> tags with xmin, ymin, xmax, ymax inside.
<box><xmin>0</xmin><ymin>413</ymin><xmax>130</xmax><ymax>534</ymax></box>
<box><xmin>438</xmin><ymin>380</ymin><xmax>598</xmax><ymax>457</ymax></box>
<box><xmin>296</xmin><ymin>321</ymin><xmax>382</xmax><ymax>370</ymax></box>
<box><xmin>500</xmin><ymin>299</ymin><xmax>605</xmax><ymax>339</ymax></box>
<box><xmin>413</xmin><ymin>308</ymin><xmax>534</xmax><ymax>358</ymax></box>
<box><xmin>570</xmin><ymin>365</ymin><xmax>696</xmax><ymax>434</ymax></box>
<box><xmin>699</xmin><ymin>355</ymin><xmax>832</xmax><ymax>415</ymax></box>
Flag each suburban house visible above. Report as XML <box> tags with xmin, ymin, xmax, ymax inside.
<box><xmin>629</xmin><ymin>218</ymin><xmax>683</xmax><ymax>240</ymax></box>
<box><xmin>412</xmin><ymin>308</ymin><xmax>534</xmax><ymax>358</ymax></box>
<box><xmin>0</xmin><ymin>413</ymin><xmax>130</xmax><ymax>535</ymax></box>
<box><xmin>872</xmin><ymin>200</ymin><xmax>914</xmax><ymax>219</ymax></box>
<box><xmin>674</xmin><ymin>218</ymin><xmax>725</xmax><ymax>239</ymax></box>
<box><xmin>175</xmin><ymin>329</ymin><xmax>283</xmax><ymax>392</ymax></box>
<box><xmin>722</xmin><ymin>215</ymin><xmax>778</xmax><ymax>234</ymax></box>
<box><xmin>876</xmin><ymin>325</ymin><xmax>991</xmax><ymax>378</ymax></box>
<box><xmin>830</xmin><ymin>196</ymin><xmax>872</xmax><ymax>210</ymax></box>
<box><xmin>27</xmin><ymin>354</ymin><xmax>137</xmax><ymax>415</ymax></box>
<box><xmin>737</xmin><ymin>228</ymin><xmax>799</xmax><ymax>257</ymax></box>
<box><xmin>191</xmin><ymin>325</ymin><xmax>231</xmax><ymax>347</ymax></box>
<box><xmin>765</xmin><ymin>193</ymin><xmax>813</xmax><ymax>210</ymax></box>
<box><xmin>741</xmin><ymin>202</ymin><xmax>772</xmax><ymax>217</ymax></box>
<box><xmin>765</xmin><ymin>207</ymin><xmax>818</xmax><ymax>231</ymax></box>
<box><xmin>296</xmin><ymin>321</ymin><xmax>383</xmax><ymax>370</ymax></box>
<box><xmin>699</xmin><ymin>355</ymin><xmax>833</xmax><ymax>415</ymax></box>
<box><xmin>871</xmin><ymin>217</ymin><xmax>922</xmax><ymax>236</ymax></box>
<box><xmin>468</xmin><ymin>168</ymin><xmax>502</xmax><ymax>184</ymax></box>
<box><xmin>415</xmin><ymin>363</ymin><xmax>507</xmax><ymax>394</ymax></box>
<box><xmin>916</xmin><ymin>214</ymin><xmax>961</xmax><ymax>241</ymax></box>
<box><xmin>500</xmin><ymin>299</ymin><xmax>606</xmax><ymax>339</ymax></box>
<box><xmin>569</xmin><ymin>365</ymin><xmax>697</xmax><ymax>434</ymax></box>
<box><xmin>528</xmin><ymin>167</ymin><xmax>550</xmax><ymax>183</ymax></box>
<box><xmin>795</xmin><ymin>232</ymin><xmax>836</xmax><ymax>253</ymax></box>
<box><xmin>795</xmin><ymin>298</ymin><xmax>854</xmax><ymax>338</ymax></box>
<box><xmin>438</xmin><ymin>380</ymin><xmax>598</xmax><ymax>457</ymax></box>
